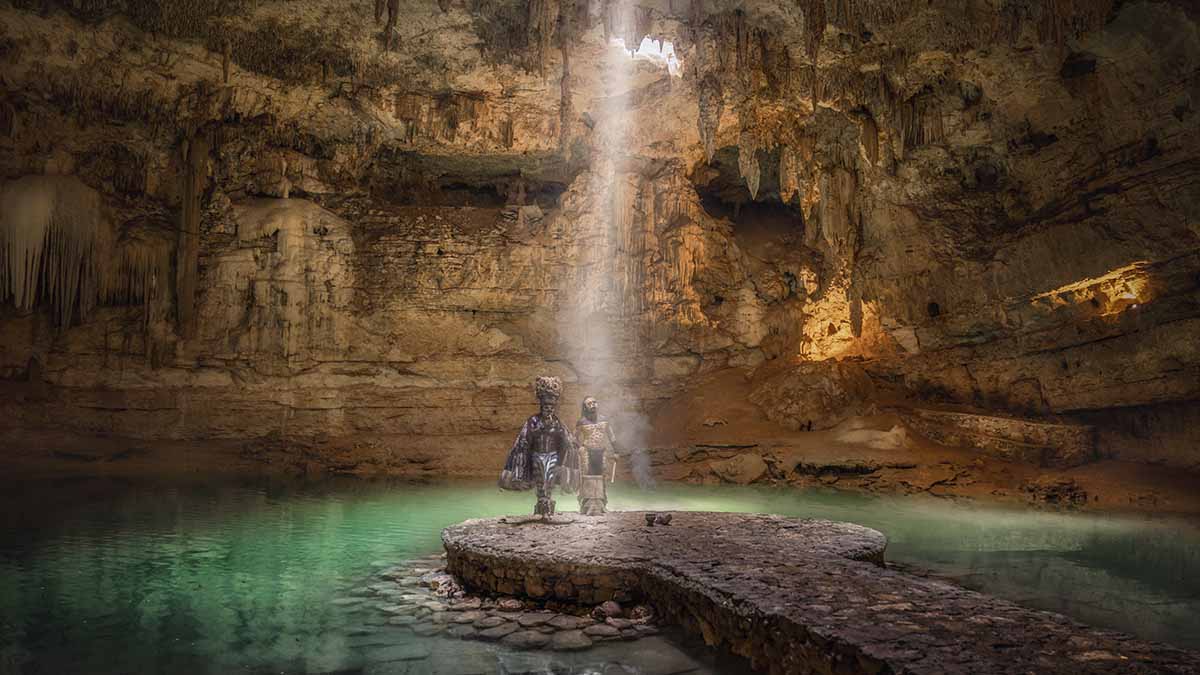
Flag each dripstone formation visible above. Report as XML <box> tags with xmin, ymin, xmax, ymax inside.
<box><xmin>0</xmin><ymin>3</ymin><xmax>1197</xmax><ymax>485</ymax></box>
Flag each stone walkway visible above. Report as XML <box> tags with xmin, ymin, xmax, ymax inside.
<box><xmin>443</xmin><ymin>512</ymin><xmax>1199</xmax><ymax>674</ymax></box>
<box><xmin>357</xmin><ymin>554</ymin><xmax>665</xmax><ymax>651</ymax></box>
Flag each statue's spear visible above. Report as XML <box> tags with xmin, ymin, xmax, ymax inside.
<box><xmin>610</xmin><ymin>456</ymin><xmax>617</xmax><ymax>483</ymax></box>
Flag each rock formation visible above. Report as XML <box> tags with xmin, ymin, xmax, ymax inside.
<box><xmin>0</xmin><ymin>1</ymin><xmax>1197</xmax><ymax>481</ymax></box>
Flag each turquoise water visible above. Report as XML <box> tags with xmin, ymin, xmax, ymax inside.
<box><xmin>1</xmin><ymin>477</ymin><xmax>1198</xmax><ymax>674</ymax></box>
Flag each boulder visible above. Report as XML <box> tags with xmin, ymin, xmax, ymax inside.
<box><xmin>592</xmin><ymin>600</ymin><xmax>622</xmax><ymax>620</ymax></box>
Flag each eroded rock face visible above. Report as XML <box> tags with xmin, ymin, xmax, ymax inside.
<box><xmin>900</xmin><ymin>408</ymin><xmax>1096</xmax><ymax>468</ymax></box>
<box><xmin>0</xmin><ymin>1</ymin><xmax>1196</xmax><ymax>472</ymax></box>
<box><xmin>748</xmin><ymin>359</ymin><xmax>875</xmax><ymax>430</ymax></box>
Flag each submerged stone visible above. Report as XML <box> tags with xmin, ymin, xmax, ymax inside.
<box><xmin>515</xmin><ymin>612</ymin><xmax>553</xmax><ymax>627</ymax></box>
<box><xmin>500</xmin><ymin>629</ymin><xmax>551</xmax><ymax>650</ymax></box>
<box><xmin>364</xmin><ymin>643</ymin><xmax>431</xmax><ymax>663</ymax></box>
<box><xmin>548</xmin><ymin>629</ymin><xmax>593</xmax><ymax>651</ymax></box>
<box><xmin>582</xmin><ymin>624</ymin><xmax>620</xmax><ymax>638</ymax></box>
<box><xmin>453</xmin><ymin>610</ymin><xmax>487</xmax><ymax>624</ymax></box>
<box><xmin>476</xmin><ymin>622</ymin><xmax>519</xmax><ymax>641</ymax></box>
<box><xmin>411</xmin><ymin>623</ymin><xmax>444</xmax><ymax>637</ymax></box>
<box><xmin>547</xmin><ymin>614</ymin><xmax>592</xmax><ymax>631</ymax></box>
<box><xmin>473</xmin><ymin>615</ymin><xmax>507</xmax><ymax>629</ymax></box>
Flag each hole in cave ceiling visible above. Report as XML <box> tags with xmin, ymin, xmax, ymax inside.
<box><xmin>690</xmin><ymin>145</ymin><xmax>805</xmax><ymax>231</ymax></box>
<box><xmin>609</xmin><ymin>37</ymin><xmax>682</xmax><ymax>77</ymax></box>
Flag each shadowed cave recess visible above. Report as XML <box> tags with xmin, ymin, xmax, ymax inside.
<box><xmin>0</xmin><ymin>0</ymin><xmax>1199</xmax><ymax>672</ymax></box>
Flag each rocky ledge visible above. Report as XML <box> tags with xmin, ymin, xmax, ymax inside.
<box><xmin>443</xmin><ymin>512</ymin><xmax>1198</xmax><ymax>674</ymax></box>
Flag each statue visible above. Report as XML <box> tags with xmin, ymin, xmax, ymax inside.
<box><xmin>574</xmin><ymin>396</ymin><xmax>619</xmax><ymax>516</ymax></box>
<box><xmin>499</xmin><ymin>376</ymin><xmax>576</xmax><ymax>517</ymax></box>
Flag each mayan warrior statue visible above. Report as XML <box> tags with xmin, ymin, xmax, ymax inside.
<box><xmin>575</xmin><ymin>396</ymin><xmax>620</xmax><ymax>516</ymax></box>
<box><xmin>499</xmin><ymin>376</ymin><xmax>576</xmax><ymax>517</ymax></box>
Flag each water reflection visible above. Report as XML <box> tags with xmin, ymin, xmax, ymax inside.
<box><xmin>0</xmin><ymin>477</ymin><xmax>1197</xmax><ymax>674</ymax></box>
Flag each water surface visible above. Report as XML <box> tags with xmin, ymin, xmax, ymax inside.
<box><xmin>1</xmin><ymin>477</ymin><xmax>1197</xmax><ymax>674</ymax></box>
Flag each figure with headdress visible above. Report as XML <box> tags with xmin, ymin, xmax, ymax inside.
<box><xmin>574</xmin><ymin>396</ymin><xmax>620</xmax><ymax>516</ymax></box>
<box><xmin>499</xmin><ymin>376</ymin><xmax>576</xmax><ymax>517</ymax></box>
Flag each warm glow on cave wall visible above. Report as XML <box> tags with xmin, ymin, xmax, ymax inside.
<box><xmin>1031</xmin><ymin>262</ymin><xmax>1155</xmax><ymax>316</ymax></box>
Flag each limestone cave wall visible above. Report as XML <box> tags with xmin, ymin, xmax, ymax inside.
<box><xmin>0</xmin><ymin>0</ymin><xmax>1197</xmax><ymax>472</ymax></box>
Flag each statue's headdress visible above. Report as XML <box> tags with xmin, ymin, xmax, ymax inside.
<box><xmin>533</xmin><ymin>376</ymin><xmax>563</xmax><ymax>401</ymax></box>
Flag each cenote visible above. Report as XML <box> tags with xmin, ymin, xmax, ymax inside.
<box><xmin>3</xmin><ymin>0</ymin><xmax>1200</xmax><ymax>672</ymax></box>
<box><xmin>1</xmin><ymin>478</ymin><xmax>1197</xmax><ymax>674</ymax></box>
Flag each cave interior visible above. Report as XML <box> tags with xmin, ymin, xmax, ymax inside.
<box><xmin>0</xmin><ymin>0</ymin><xmax>1199</xmax><ymax>672</ymax></box>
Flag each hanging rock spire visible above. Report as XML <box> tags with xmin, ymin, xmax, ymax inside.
<box><xmin>738</xmin><ymin>129</ymin><xmax>761</xmax><ymax>200</ymax></box>
<box><xmin>698</xmin><ymin>75</ymin><xmax>722</xmax><ymax>163</ymax></box>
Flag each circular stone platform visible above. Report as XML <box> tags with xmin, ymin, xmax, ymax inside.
<box><xmin>443</xmin><ymin>512</ymin><xmax>1198</xmax><ymax>674</ymax></box>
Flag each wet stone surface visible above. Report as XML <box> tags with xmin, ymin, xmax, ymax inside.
<box><xmin>442</xmin><ymin>511</ymin><xmax>1200</xmax><ymax>674</ymax></box>
<box><xmin>346</xmin><ymin>547</ymin><xmax>665</xmax><ymax>665</ymax></box>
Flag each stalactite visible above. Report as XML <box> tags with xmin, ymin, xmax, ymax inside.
<box><xmin>810</xmin><ymin>64</ymin><xmax>820</xmax><ymax>111</ymax></box>
<box><xmin>557</xmin><ymin>0</ymin><xmax>573</xmax><ymax>150</ymax></box>
<box><xmin>803</xmin><ymin>0</ymin><xmax>826</xmax><ymax>111</ymax></box>
<box><xmin>176</xmin><ymin>133</ymin><xmax>210</xmax><ymax>339</ymax></box>
<box><xmin>600</xmin><ymin>1</ymin><xmax>652</xmax><ymax>51</ymax></box>
<box><xmin>633</xmin><ymin>6</ymin><xmax>653</xmax><ymax>51</ymax></box>
<box><xmin>974</xmin><ymin>0</ymin><xmax>1115</xmax><ymax>50</ymax></box>
<box><xmin>1036</xmin><ymin>0</ymin><xmax>1116</xmax><ymax>50</ymax></box>
<box><xmin>688</xmin><ymin>0</ymin><xmax>704</xmax><ymax>47</ymax></box>
<box><xmin>106</xmin><ymin>224</ymin><xmax>173</xmax><ymax>329</ymax></box>
<box><xmin>601</xmin><ymin>0</ymin><xmax>612</xmax><ymax>42</ymax></box>
<box><xmin>683</xmin><ymin>0</ymin><xmax>707</xmax><ymax>83</ymax></box>
<box><xmin>222</xmin><ymin>39</ymin><xmax>231</xmax><ymax>84</ymax></box>
<box><xmin>779</xmin><ymin>145</ymin><xmax>801</xmax><ymax>205</ymax></box>
<box><xmin>697</xmin><ymin>75</ymin><xmax>722</xmax><ymax>163</ymax></box>
<box><xmin>859</xmin><ymin>113</ymin><xmax>879</xmax><ymax>166</ymax></box>
<box><xmin>797</xmin><ymin>131</ymin><xmax>816</xmax><ymax>165</ymax></box>
<box><xmin>0</xmin><ymin>101</ymin><xmax>13</xmax><ymax>138</ymax></box>
<box><xmin>817</xmin><ymin>167</ymin><xmax>858</xmax><ymax>256</ymax></box>
<box><xmin>895</xmin><ymin>93</ymin><xmax>944</xmax><ymax>156</ymax></box>
<box><xmin>825</xmin><ymin>0</ymin><xmax>921</xmax><ymax>34</ymax></box>
<box><xmin>758</xmin><ymin>29</ymin><xmax>791</xmax><ymax>98</ymax></box>
<box><xmin>529</xmin><ymin>0</ymin><xmax>559</xmax><ymax>79</ymax></box>
<box><xmin>108</xmin><ymin>230</ymin><xmax>172</xmax><ymax>307</ymax></box>
<box><xmin>0</xmin><ymin>176</ymin><xmax>110</xmax><ymax>327</ymax></box>
<box><xmin>384</xmin><ymin>0</ymin><xmax>399</xmax><ymax>50</ymax></box>
<box><xmin>738</xmin><ymin>130</ymin><xmax>761</xmax><ymax>200</ymax></box>
<box><xmin>733</xmin><ymin>10</ymin><xmax>749</xmax><ymax>85</ymax></box>
<box><xmin>801</xmin><ymin>0</ymin><xmax>826</xmax><ymax>66</ymax></box>
<box><xmin>618</xmin><ymin>176</ymin><xmax>648</xmax><ymax>319</ymax></box>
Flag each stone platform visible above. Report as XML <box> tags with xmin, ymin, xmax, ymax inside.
<box><xmin>443</xmin><ymin>512</ymin><xmax>1198</xmax><ymax>674</ymax></box>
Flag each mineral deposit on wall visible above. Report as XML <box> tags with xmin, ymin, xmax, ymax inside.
<box><xmin>0</xmin><ymin>0</ymin><xmax>1196</xmax><ymax>473</ymax></box>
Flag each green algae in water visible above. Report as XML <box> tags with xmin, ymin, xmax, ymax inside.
<box><xmin>1</xmin><ymin>478</ymin><xmax>1198</xmax><ymax>674</ymax></box>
